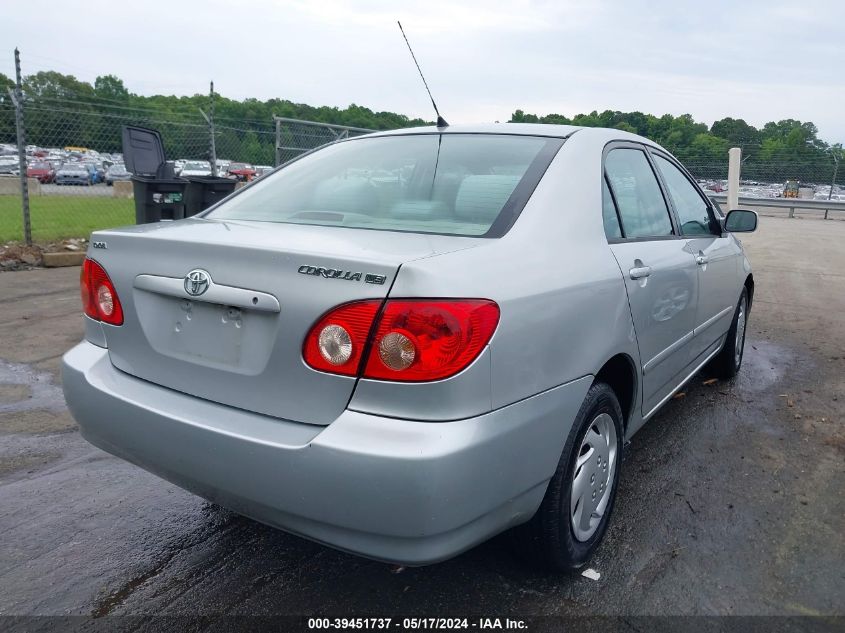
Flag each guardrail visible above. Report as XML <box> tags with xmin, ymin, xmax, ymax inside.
<box><xmin>710</xmin><ymin>194</ymin><xmax>845</xmax><ymax>219</ymax></box>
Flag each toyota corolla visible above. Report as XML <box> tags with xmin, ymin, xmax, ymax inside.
<box><xmin>62</xmin><ymin>124</ymin><xmax>757</xmax><ymax>569</ymax></box>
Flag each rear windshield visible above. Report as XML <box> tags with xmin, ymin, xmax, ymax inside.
<box><xmin>205</xmin><ymin>133</ymin><xmax>563</xmax><ymax>237</ymax></box>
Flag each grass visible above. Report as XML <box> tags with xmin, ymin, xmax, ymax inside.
<box><xmin>0</xmin><ymin>195</ymin><xmax>134</xmax><ymax>243</ymax></box>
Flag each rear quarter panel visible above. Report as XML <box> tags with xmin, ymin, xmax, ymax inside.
<box><xmin>377</xmin><ymin>130</ymin><xmax>641</xmax><ymax>414</ymax></box>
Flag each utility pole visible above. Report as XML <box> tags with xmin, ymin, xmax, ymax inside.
<box><xmin>199</xmin><ymin>81</ymin><xmax>217</xmax><ymax>177</ymax></box>
<box><xmin>11</xmin><ymin>48</ymin><xmax>31</xmax><ymax>245</ymax></box>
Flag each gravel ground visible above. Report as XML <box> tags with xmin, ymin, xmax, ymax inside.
<box><xmin>0</xmin><ymin>216</ymin><xmax>842</xmax><ymax>626</ymax></box>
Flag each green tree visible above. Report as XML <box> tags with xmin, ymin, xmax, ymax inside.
<box><xmin>613</xmin><ymin>121</ymin><xmax>636</xmax><ymax>134</ymax></box>
<box><xmin>240</xmin><ymin>130</ymin><xmax>266</xmax><ymax>165</ymax></box>
<box><xmin>0</xmin><ymin>72</ymin><xmax>16</xmax><ymax>142</ymax></box>
<box><xmin>23</xmin><ymin>70</ymin><xmax>94</xmax><ymax>100</ymax></box>
<box><xmin>710</xmin><ymin>117</ymin><xmax>759</xmax><ymax>146</ymax></box>
<box><xmin>0</xmin><ymin>72</ymin><xmax>13</xmax><ymax>98</ymax></box>
<box><xmin>94</xmin><ymin>75</ymin><xmax>130</xmax><ymax>103</ymax></box>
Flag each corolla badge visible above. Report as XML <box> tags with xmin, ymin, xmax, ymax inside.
<box><xmin>184</xmin><ymin>269</ymin><xmax>212</xmax><ymax>296</ymax></box>
<box><xmin>297</xmin><ymin>264</ymin><xmax>386</xmax><ymax>285</ymax></box>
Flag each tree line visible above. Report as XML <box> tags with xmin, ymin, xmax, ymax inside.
<box><xmin>0</xmin><ymin>70</ymin><xmax>841</xmax><ymax>183</ymax></box>
<box><xmin>0</xmin><ymin>71</ymin><xmax>430</xmax><ymax>165</ymax></box>
<box><xmin>511</xmin><ymin>109</ymin><xmax>843</xmax><ymax>183</ymax></box>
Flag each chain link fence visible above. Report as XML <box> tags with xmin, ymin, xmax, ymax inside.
<box><xmin>274</xmin><ymin>117</ymin><xmax>372</xmax><ymax>165</ymax></box>
<box><xmin>2</xmin><ymin>90</ymin><xmax>843</xmax><ymax>245</ymax></box>
<box><xmin>0</xmin><ymin>88</ymin><xmax>370</xmax><ymax>244</ymax></box>
<box><xmin>676</xmin><ymin>144</ymin><xmax>843</xmax><ymax>201</ymax></box>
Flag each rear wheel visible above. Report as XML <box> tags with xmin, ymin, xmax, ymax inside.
<box><xmin>712</xmin><ymin>288</ymin><xmax>748</xmax><ymax>379</ymax></box>
<box><xmin>517</xmin><ymin>382</ymin><xmax>623</xmax><ymax>570</ymax></box>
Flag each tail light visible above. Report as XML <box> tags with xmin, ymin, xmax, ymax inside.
<box><xmin>302</xmin><ymin>300</ymin><xmax>381</xmax><ymax>376</ymax></box>
<box><xmin>303</xmin><ymin>299</ymin><xmax>499</xmax><ymax>382</ymax></box>
<box><xmin>80</xmin><ymin>258</ymin><xmax>124</xmax><ymax>325</ymax></box>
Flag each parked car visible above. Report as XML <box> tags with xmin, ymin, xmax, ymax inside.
<box><xmin>0</xmin><ymin>157</ymin><xmax>19</xmax><ymax>175</ymax></box>
<box><xmin>27</xmin><ymin>161</ymin><xmax>56</xmax><ymax>183</ymax></box>
<box><xmin>253</xmin><ymin>165</ymin><xmax>274</xmax><ymax>179</ymax></box>
<box><xmin>105</xmin><ymin>164</ymin><xmax>131</xmax><ymax>186</ymax></box>
<box><xmin>82</xmin><ymin>163</ymin><xmax>105</xmax><ymax>184</ymax></box>
<box><xmin>55</xmin><ymin>164</ymin><xmax>91</xmax><ymax>185</ymax></box>
<box><xmin>62</xmin><ymin>124</ymin><xmax>757</xmax><ymax>569</ymax></box>
<box><xmin>227</xmin><ymin>162</ymin><xmax>256</xmax><ymax>181</ymax></box>
<box><xmin>180</xmin><ymin>161</ymin><xmax>213</xmax><ymax>178</ymax></box>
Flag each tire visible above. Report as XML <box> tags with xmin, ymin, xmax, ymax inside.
<box><xmin>712</xmin><ymin>288</ymin><xmax>748</xmax><ymax>379</ymax></box>
<box><xmin>516</xmin><ymin>382</ymin><xmax>624</xmax><ymax>570</ymax></box>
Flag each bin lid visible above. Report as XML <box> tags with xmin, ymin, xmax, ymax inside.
<box><xmin>122</xmin><ymin>125</ymin><xmax>166</xmax><ymax>176</ymax></box>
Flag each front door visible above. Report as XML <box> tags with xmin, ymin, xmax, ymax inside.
<box><xmin>650</xmin><ymin>152</ymin><xmax>741</xmax><ymax>363</ymax></box>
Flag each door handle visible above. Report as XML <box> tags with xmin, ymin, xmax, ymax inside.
<box><xmin>629</xmin><ymin>265</ymin><xmax>652</xmax><ymax>280</ymax></box>
<box><xmin>696</xmin><ymin>255</ymin><xmax>709</xmax><ymax>266</ymax></box>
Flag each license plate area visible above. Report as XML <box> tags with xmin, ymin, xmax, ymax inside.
<box><xmin>169</xmin><ymin>299</ymin><xmax>243</xmax><ymax>365</ymax></box>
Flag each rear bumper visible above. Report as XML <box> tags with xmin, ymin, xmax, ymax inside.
<box><xmin>62</xmin><ymin>341</ymin><xmax>591</xmax><ymax>565</ymax></box>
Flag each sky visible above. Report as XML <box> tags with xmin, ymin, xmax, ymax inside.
<box><xmin>2</xmin><ymin>0</ymin><xmax>843</xmax><ymax>144</ymax></box>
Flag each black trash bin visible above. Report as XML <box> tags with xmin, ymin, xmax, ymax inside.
<box><xmin>184</xmin><ymin>176</ymin><xmax>237</xmax><ymax>216</ymax></box>
<box><xmin>122</xmin><ymin>125</ymin><xmax>189</xmax><ymax>224</ymax></box>
<box><xmin>130</xmin><ymin>175</ymin><xmax>189</xmax><ymax>223</ymax></box>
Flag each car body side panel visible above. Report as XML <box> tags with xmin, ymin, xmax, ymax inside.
<box><xmin>348</xmin><ymin>348</ymin><xmax>493</xmax><ymax>421</ymax></box>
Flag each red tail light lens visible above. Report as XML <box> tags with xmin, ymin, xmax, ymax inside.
<box><xmin>302</xmin><ymin>300</ymin><xmax>381</xmax><ymax>376</ymax></box>
<box><xmin>80</xmin><ymin>258</ymin><xmax>124</xmax><ymax>325</ymax></box>
<box><xmin>363</xmin><ymin>300</ymin><xmax>499</xmax><ymax>381</ymax></box>
<box><xmin>303</xmin><ymin>299</ymin><xmax>499</xmax><ymax>382</ymax></box>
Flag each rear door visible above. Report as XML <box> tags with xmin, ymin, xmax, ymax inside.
<box><xmin>650</xmin><ymin>152</ymin><xmax>740</xmax><ymax>363</ymax></box>
<box><xmin>603</xmin><ymin>145</ymin><xmax>700</xmax><ymax>417</ymax></box>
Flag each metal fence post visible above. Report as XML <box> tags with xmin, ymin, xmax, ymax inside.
<box><xmin>274</xmin><ymin>116</ymin><xmax>281</xmax><ymax>167</ymax></box>
<box><xmin>11</xmin><ymin>48</ymin><xmax>32</xmax><ymax>245</ymax></box>
<box><xmin>826</xmin><ymin>153</ymin><xmax>840</xmax><ymax>220</ymax></box>
<box><xmin>199</xmin><ymin>81</ymin><xmax>217</xmax><ymax>177</ymax></box>
<box><xmin>727</xmin><ymin>147</ymin><xmax>741</xmax><ymax>211</ymax></box>
<box><xmin>208</xmin><ymin>81</ymin><xmax>216</xmax><ymax>176</ymax></box>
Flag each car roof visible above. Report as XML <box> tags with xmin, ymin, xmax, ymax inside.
<box><xmin>364</xmin><ymin>123</ymin><xmax>582</xmax><ymax>138</ymax></box>
<box><xmin>360</xmin><ymin>123</ymin><xmax>661</xmax><ymax>148</ymax></box>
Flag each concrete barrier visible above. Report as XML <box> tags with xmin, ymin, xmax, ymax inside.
<box><xmin>0</xmin><ymin>177</ymin><xmax>41</xmax><ymax>196</ymax></box>
<box><xmin>113</xmin><ymin>181</ymin><xmax>134</xmax><ymax>199</ymax></box>
<box><xmin>42</xmin><ymin>252</ymin><xmax>86</xmax><ymax>268</ymax></box>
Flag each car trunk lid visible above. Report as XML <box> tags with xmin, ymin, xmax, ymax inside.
<box><xmin>90</xmin><ymin>218</ymin><xmax>481</xmax><ymax>425</ymax></box>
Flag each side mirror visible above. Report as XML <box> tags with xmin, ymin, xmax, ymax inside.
<box><xmin>724</xmin><ymin>209</ymin><xmax>758</xmax><ymax>233</ymax></box>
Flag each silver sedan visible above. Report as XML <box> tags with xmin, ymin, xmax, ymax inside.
<box><xmin>62</xmin><ymin>124</ymin><xmax>757</xmax><ymax>569</ymax></box>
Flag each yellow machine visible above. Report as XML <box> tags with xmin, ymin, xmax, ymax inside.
<box><xmin>783</xmin><ymin>179</ymin><xmax>800</xmax><ymax>198</ymax></box>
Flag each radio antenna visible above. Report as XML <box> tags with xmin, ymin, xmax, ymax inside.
<box><xmin>397</xmin><ymin>21</ymin><xmax>448</xmax><ymax>128</ymax></box>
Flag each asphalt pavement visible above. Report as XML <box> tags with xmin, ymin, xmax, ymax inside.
<box><xmin>0</xmin><ymin>216</ymin><xmax>843</xmax><ymax>623</ymax></box>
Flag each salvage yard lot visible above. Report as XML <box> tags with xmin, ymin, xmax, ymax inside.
<box><xmin>0</xmin><ymin>215</ymin><xmax>842</xmax><ymax>619</ymax></box>
<box><xmin>0</xmin><ymin>195</ymin><xmax>132</xmax><ymax>242</ymax></box>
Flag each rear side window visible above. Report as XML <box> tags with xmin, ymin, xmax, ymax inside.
<box><xmin>653</xmin><ymin>155</ymin><xmax>715</xmax><ymax>235</ymax></box>
<box><xmin>206</xmin><ymin>134</ymin><xmax>562</xmax><ymax>237</ymax></box>
<box><xmin>605</xmin><ymin>149</ymin><xmax>673</xmax><ymax>239</ymax></box>
<box><xmin>602</xmin><ymin>177</ymin><xmax>622</xmax><ymax>239</ymax></box>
